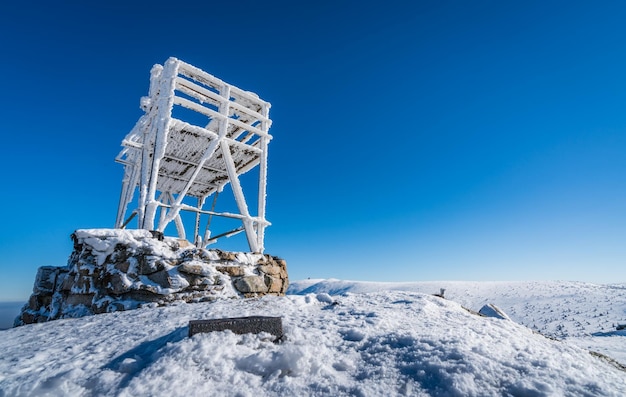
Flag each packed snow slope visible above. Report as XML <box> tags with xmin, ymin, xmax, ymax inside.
<box><xmin>0</xmin><ymin>281</ymin><xmax>625</xmax><ymax>396</ymax></box>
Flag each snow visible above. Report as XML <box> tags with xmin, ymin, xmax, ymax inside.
<box><xmin>1</xmin><ymin>280</ymin><xmax>625</xmax><ymax>396</ymax></box>
<box><xmin>478</xmin><ymin>303</ymin><xmax>511</xmax><ymax>320</ymax></box>
<box><xmin>290</xmin><ymin>279</ymin><xmax>626</xmax><ymax>364</ymax></box>
<box><xmin>75</xmin><ymin>228</ymin><xmax>179</xmax><ymax>264</ymax></box>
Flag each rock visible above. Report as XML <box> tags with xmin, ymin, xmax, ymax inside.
<box><xmin>114</xmin><ymin>260</ymin><xmax>131</xmax><ymax>273</ymax></box>
<box><xmin>58</xmin><ymin>272</ymin><xmax>72</xmax><ymax>292</ymax></box>
<box><xmin>65</xmin><ymin>294</ymin><xmax>94</xmax><ymax>306</ymax></box>
<box><xmin>198</xmin><ymin>250</ymin><xmax>219</xmax><ymax>261</ymax></box>
<box><xmin>15</xmin><ymin>228</ymin><xmax>288</xmax><ymax>326</ymax></box>
<box><xmin>177</xmin><ymin>239</ymin><xmax>193</xmax><ymax>249</ymax></box>
<box><xmin>265</xmin><ymin>275</ymin><xmax>283</xmax><ymax>293</ymax></box>
<box><xmin>77</xmin><ymin>262</ymin><xmax>97</xmax><ymax>276</ymax></box>
<box><xmin>479</xmin><ymin>304</ymin><xmax>511</xmax><ymax>320</ymax></box>
<box><xmin>27</xmin><ymin>294</ymin><xmax>48</xmax><ymax>312</ymax></box>
<box><xmin>33</xmin><ymin>266</ymin><xmax>58</xmax><ymax>294</ymax></box>
<box><xmin>124</xmin><ymin>290</ymin><xmax>161</xmax><ymax>302</ymax></box>
<box><xmin>149</xmin><ymin>230</ymin><xmax>164</xmax><ymax>241</ymax></box>
<box><xmin>258</xmin><ymin>264</ymin><xmax>281</xmax><ymax>275</ymax></box>
<box><xmin>215</xmin><ymin>250</ymin><xmax>237</xmax><ymax>261</ymax></box>
<box><xmin>216</xmin><ymin>266</ymin><xmax>245</xmax><ymax>277</ymax></box>
<box><xmin>273</xmin><ymin>257</ymin><xmax>287</xmax><ymax>267</ymax></box>
<box><xmin>178</xmin><ymin>263</ymin><xmax>212</xmax><ymax>277</ymax></box>
<box><xmin>27</xmin><ymin>294</ymin><xmax>39</xmax><ymax>311</ymax></box>
<box><xmin>181</xmin><ymin>273</ymin><xmax>203</xmax><ymax>287</ymax></box>
<box><xmin>108</xmin><ymin>273</ymin><xmax>132</xmax><ymax>295</ymax></box>
<box><xmin>19</xmin><ymin>311</ymin><xmax>36</xmax><ymax>325</ymax></box>
<box><xmin>235</xmin><ymin>276</ymin><xmax>268</xmax><ymax>293</ymax></box>
<box><xmin>147</xmin><ymin>269</ymin><xmax>173</xmax><ymax>289</ymax></box>
<box><xmin>280</xmin><ymin>278</ymin><xmax>289</xmax><ymax>294</ymax></box>
<box><xmin>146</xmin><ymin>269</ymin><xmax>190</xmax><ymax>292</ymax></box>
<box><xmin>93</xmin><ymin>299</ymin><xmax>110</xmax><ymax>314</ymax></box>
<box><xmin>136</xmin><ymin>283</ymin><xmax>160</xmax><ymax>294</ymax></box>
<box><xmin>137</xmin><ymin>253</ymin><xmax>174</xmax><ymax>275</ymax></box>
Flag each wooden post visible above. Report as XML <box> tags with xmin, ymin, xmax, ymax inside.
<box><xmin>115</xmin><ymin>58</ymin><xmax>273</xmax><ymax>253</ymax></box>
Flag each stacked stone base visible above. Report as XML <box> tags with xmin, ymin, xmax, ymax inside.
<box><xmin>15</xmin><ymin>229</ymin><xmax>288</xmax><ymax>326</ymax></box>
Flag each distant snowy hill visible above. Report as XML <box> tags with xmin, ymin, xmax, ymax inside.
<box><xmin>1</xmin><ymin>280</ymin><xmax>625</xmax><ymax>396</ymax></box>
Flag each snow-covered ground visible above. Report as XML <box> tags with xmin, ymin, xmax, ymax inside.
<box><xmin>290</xmin><ymin>279</ymin><xmax>626</xmax><ymax>365</ymax></box>
<box><xmin>1</xmin><ymin>280</ymin><xmax>625</xmax><ymax>396</ymax></box>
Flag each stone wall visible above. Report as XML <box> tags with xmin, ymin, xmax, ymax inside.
<box><xmin>15</xmin><ymin>229</ymin><xmax>288</xmax><ymax>326</ymax></box>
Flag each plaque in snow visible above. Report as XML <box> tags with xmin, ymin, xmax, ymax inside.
<box><xmin>115</xmin><ymin>57</ymin><xmax>272</xmax><ymax>253</ymax></box>
<box><xmin>188</xmin><ymin>316</ymin><xmax>283</xmax><ymax>339</ymax></box>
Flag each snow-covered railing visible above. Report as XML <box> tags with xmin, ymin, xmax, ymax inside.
<box><xmin>115</xmin><ymin>57</ymin><xmax>272</xmax><ymax>253</ymax></box>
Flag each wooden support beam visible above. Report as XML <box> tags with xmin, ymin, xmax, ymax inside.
<box><xmin>220</xmin><ymin>140</ymin><xmax>259</xmax><ymax>252</ymax></box>
<box><xmin>116</xmin><ymin>57</ymin><xmax>272</xmax><ymax>253</ymax></box>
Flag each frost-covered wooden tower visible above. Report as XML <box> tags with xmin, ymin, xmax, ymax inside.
<box><xmin>115</xmin><ymin>57</ymin><xmax>272</xmax><ymax>253</ymax></box>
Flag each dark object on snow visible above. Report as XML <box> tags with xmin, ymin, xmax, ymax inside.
<box><xmin>149</xmin><ymin>230</ymin><xmax>164</xmax><ymax>241</ymax></box>
<box><xmin>617</xmin><ymin>324</ymin><xmax>626</xmax><ymax>331</ymax></box>
<box><xmin>189</xmin><ymin>316</ymin><xmax>283</xmax><ymax>339</ymax></box>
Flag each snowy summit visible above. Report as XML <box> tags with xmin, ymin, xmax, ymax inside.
<box><xmin>1</xmin><ymin>280</ymin><xmax>626</xmax><ymax>396</ymax></box>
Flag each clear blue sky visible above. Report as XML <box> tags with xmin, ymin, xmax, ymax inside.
<box><xmin>1</xmin><ymin>1</ymin><xmax>625</xmax><ymax>301</ymax></box>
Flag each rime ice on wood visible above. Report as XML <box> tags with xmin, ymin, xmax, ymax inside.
<box><xmin>115</xmin><ymin>58</ymin><xmax>272</xmax><ymax>253</ymax></box>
